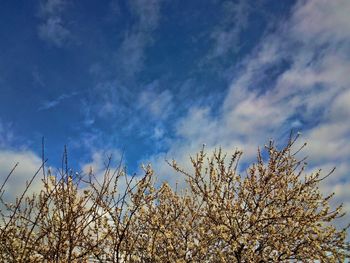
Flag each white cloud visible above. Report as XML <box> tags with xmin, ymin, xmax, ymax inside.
<box><xmin>304</xmin><ymin>122</ymin><xmax>350</xmax><ymax>163</ymax></box>
<box><xmin>117</xmin><ymin>32</ymin><xmax>149</xmax><ymax>76</ymax></box>
<box><xmin>209</xmin><ymin>0</ymin><xmax>250</xmax><ymax>57</ymax></box>
<box><xmin>328</xmin><ymin>87</ymin><xmax>350</xmax><ymax>121</ymax></box>
<box><xmin>39</xmin><ymin>0</ymin><xmax>66</xmax><ymax>16</ymax></box>
<box><xmin>146</xmin><ymin>0</ymin><xmax>350</xmax><ymax>226</ymax></box>
<box><xmin>138</xmin><ymin>88</ymin><xmax>173</xmax><ymax>120</ymax></box>
<box><xmin>289</xmin><ymin>0</ymin><xmax>350</xmax><ymax>45</ymax></box>
<box><xmin>0</xmin><ymin>121</ymin><xmax>14</xmax><ymax>148</ymax></box>
<box><xmin>86</xmin><ymin>0</ymin><xmax>164</xmax><ymax>123</ymax></box>
<box><xmin>130</xmin><ymin>0</ymin><xmax>162</xmax><ymax>31</ymax></box>
<box><xmin>0</xmin><ymin>150</ymin><xmax>44</xmax><ymax>202</ymax></box>
<box><xmin>152</xmin><ymin>126</ymin><xmax>164</xmax><ymax>140</ymax></box>
<box><xmin>37</xmin><ymin>0</ymin><xmax>71</xmax><ymax>47</ymax></box>
<box><xmin>116</xmin><ymin>0</ymin><xmax>163</xmax><ymax>76</ymax></box>
<box><xmin>38</xmin><ymin>91</ymin><xmax>78</xmax><ymax>111</ymax></box>
<box><xmin>81</xmin><ymin>149</ymin><xmax>122</xmax><ymax>176</ymax></box>
<box><xmin>80</xmin><ymin>148</ymin><xmax>145</xmax><ymax>196</ymax></box>
<box><xmin>38</xmin><ymin>17</ymin><xmax>70</xmax><ymax>47</ymax></box>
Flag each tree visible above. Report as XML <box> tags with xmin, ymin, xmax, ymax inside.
<box><xmin>0</xmin><ymin>135</ymin><xmax>349</xmax><ymax>262</ymax></box>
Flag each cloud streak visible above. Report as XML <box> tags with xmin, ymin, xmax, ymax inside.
<box><xmin>146</xmin><ymin>0</ymin><xmax>350</xmax><ymax>227</ymax></box>
<box><xmin>0</xmin><ymin>120</ymin><xmax>14</xmax><ymax>149</ymax></box>
<box><xmin>38</xmin><ymin>92</ymin><xmax>78</xmax><ymax>111</ymax></box>
<box><xmin>209</xmin><ymin>0</ymin><xmax>250</xmax><ymax>58</ymax></box>
<box><xmin>116</xmin><ymin>0</ymin><xmax>163</xmax><ymax>77</ymax></box>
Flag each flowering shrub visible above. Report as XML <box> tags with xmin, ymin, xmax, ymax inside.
<box><xmin>0</xmin><ymin>136</ymin><xmax>349</xmax><ymax>262</ymax></box>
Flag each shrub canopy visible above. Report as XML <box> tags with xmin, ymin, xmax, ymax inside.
<box><xmin>0</xmin><ymin>137</ymin><xmax>349</xmax><ymax>262</ymax></box>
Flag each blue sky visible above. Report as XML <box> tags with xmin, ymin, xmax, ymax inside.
<box><xmin>1</xmin><ymin>0</ymin><xmax>350</xmax><ymax>226</ymax></box>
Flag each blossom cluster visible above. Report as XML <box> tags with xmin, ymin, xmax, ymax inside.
<box><xmin>0</xmin><ymin>137</ymin><xmax>349</xmax><ymax>262</ymax></box>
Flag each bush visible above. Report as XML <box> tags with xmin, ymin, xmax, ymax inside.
<box><xmin>0</xmin><ymin>136</ymin><xmax>349</xmax><ymax>262</ymax></box>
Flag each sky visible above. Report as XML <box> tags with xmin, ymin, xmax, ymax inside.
<box><xmin>0</xmin><ymin>0</ymin><xmax>350</xmax><ymax>227</ymax></box>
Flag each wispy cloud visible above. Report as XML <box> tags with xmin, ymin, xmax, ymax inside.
<box><xmin>116</xmin><ymin>0</ymin><xmax>163</xmax><ymax>77</ymax></box>
<box><xmin>37</xmin><ymin>0</ymin><xmax>71</xmax><ymax>47</ymax></box>
<box><xmin>138</xmin><ymin>84</ymin><xmax>173</xmax><ymax>120</ymax></box>
<box><xmin>209</xmin><ymin>0</ymin><xmax>250</xmax><ymax>58</ymax></box>
<box><xmin>0</xmin><ymin>120</ymin><xmax>14</xmax><ymax>148</ymax></box>
<box><xmin>38</xmin><ymin>92</ymin><xmax>77</xmax><ymax>111</ymax></box>
<box><xmin>84</xmin><ymin>0</ymin><xmax>164</xmax><ymax>131</ymax></box>
<box><xmin>38</xmin><ymin>17</ymin><xmax>70</xmax><ymax>47</ymax></box>
<box><xmin>146</xmin><ymin>0</ymin><xmax>350</xmax><ymax>226</ymax></box>
<box><xmin>39</xmin><ymin>0</ymin><xmax>66</xmax><ymax>15</ymax></box>
<box><xmin>117</xmin><ymin>32</ymin><xmax>149</xmax><ymax>77</ymax></box>
<box><xmin>32</xmin><ymin>69</ymin><xmax>45</xmax><ymax>88</ymax></box>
